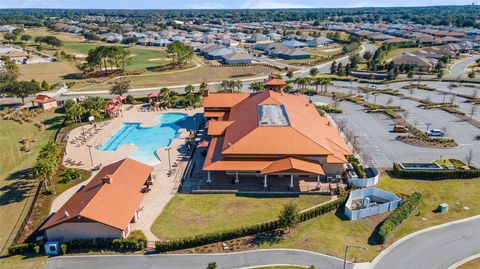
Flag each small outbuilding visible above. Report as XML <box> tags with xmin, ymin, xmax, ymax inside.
<box><xmin>31</xmin><ymin>94</ymin><xmax>58</xmax><ymax>110</ymax></box>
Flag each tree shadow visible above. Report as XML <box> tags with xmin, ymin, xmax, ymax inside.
<box><xmin>367</xmin><ymin>220</ymin><xmax>383</xmax><ymax>246</ymax></box>
<box><xmin>61</xmin><ymin>73</ymin><xmax>84</xmax><ymax>80</ymax></box>
<box><xmin>248</xmin><ymin>230</ymin><xmax>285</xmax><ymax>247</ymax></box>
<box><xmin>0</xmin><ymin>178</ymin><xmax>34</xmax><ymax>206</ymax></box>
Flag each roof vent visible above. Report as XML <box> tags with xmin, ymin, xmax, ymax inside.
<box><xmin>64</xmin><ymin>210</ymin><xmax>70</xmax><ymax>218</ymax></box>
<box><xmin>102</xmin><ymin>174</ymin><xmax>113</xmax><ymax>184</ymax></box>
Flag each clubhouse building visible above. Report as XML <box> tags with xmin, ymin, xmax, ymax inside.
<box><xmin>202</xmin><ymin>83</ymin><xmax>351</xmax><ymax>190</ymax></box>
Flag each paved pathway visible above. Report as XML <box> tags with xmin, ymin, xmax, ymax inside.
<box><xmin>448</xmin><ymin>55</ymin><xmax>480</xmax><ymax>78</ymax></box>
<box><xmin>45</xmin><ymin>249</ymin><xmax>351</xmax><ymax>269</ymax></box>
<box><xmin>370</xmin><ymin>215</ymin><xmax>480</xmax><ymax>269</ymax></box>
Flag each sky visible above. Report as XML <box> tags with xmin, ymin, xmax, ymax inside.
<box><xmin>0</xmin><ymin>0</ymin><xmax>476</xmax><ymax>9</ymax></box>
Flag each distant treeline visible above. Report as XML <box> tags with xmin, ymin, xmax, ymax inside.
<box><xmin>0</xmin><ymin>5</ymin><xmax>479</xmax><ymax>28</ymax></box>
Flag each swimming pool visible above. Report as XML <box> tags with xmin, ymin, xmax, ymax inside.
<box><xmin>97</xmin><ymin>113</ymin><xmax>188</xmax><ymax>165</ymax></box>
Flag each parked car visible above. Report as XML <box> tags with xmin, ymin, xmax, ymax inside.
<box><xmin>425</xmin><ymin>129</ymin><xmax>445</xmax><ymax>137</ymax></box>
<box><xmin>393</xmin><ymin>125</ymin><xmax>409</xmax><ymax>133</ymax></box>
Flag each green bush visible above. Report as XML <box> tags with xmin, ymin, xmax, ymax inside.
<box><xmin>376</xmin><ymin>192</ymin><xmax>422</xmax><ymax>243</ymax></box>
<box><xmin>60</xmin><ymin>168</ymin><xmax>81</xmax><ymax>184</ymax></box>
<box><xmin>34</xmin><ymin>245</ymin><xmax>41</xmax><ymax>256</ymax></box>
<box><xmin>128</xmin><ymin>230</ymin><xmax>147</xmax><ymax>244</ymax></box>
<box><xmin>8</xmin><ymin>243</ymin><xmax>33</xmax><ymax>255</ymax></box>
<box><xmin>392</xmin><ymin>163</ymin><xmax>480</xmax><ymax>180</ymax></box>
<box><xmin>64</xmin><ymin>237</ymin><xmax>144</xmax><ymax>251</ymax></box>
<box><xmin>126</xmin><ymin>95</ymin><xmax>135</xmax><ymax>104</ymax></box>
<box><xmin>352</xmin><ymin>162</ymin><xmax>367</xmax><ymax>178</ymax></box>
<box><xmin>317</xmin><ymin>105</ymin><xmax>343</xmax><ymax>113</ymax></box>
<box><xmin>60</xmin><ymin>244</ymin><xmax>67</xmax><ymax>255</ymax></box>
<box><xmin>155</xmin><ymin>194</ymin><xmax>348</xmax><ymax>252</ymax></box>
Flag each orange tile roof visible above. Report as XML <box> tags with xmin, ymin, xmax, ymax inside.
<box><xmin>264</xmin><ymin>78</ymin><xmax>286</xmax><ymax>86</ymax></box>
<box><xmin>221</xmin><ymin>91</ymin><xmax>351</xmax><ymax>156</ymax></box>
<box><xmin>32</xmin><ymin>94</ymin><xmax>56</xmax><ymax>104</ymax></box>
<box><xmin>40</xmin><ymin>158</ymin><xmax>153</xmax><ymax>231</ymax></box>
<box><xmin>204</xmin><ymin>111</ymin><xmax>226</xmax><ymax>118</ymax></box>
<box><xmin>261</xmin><ymin>157</ymin><xmax>325</xmax><ymax>175</ymax></box>
<box><xmin>208</xmin><ymin>121</ymin><xmax>234</xmax><ymax>136</ymax></box>
<box><xmin>202</xmin><ymin>92</ymin><xmax>249</xmax><ymax>108</ymax></box>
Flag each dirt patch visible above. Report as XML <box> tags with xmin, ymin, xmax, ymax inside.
<box><xmin>362</xmin><ymin>212</ymin><xmax>391</xmax><ymax>230</ymax></box>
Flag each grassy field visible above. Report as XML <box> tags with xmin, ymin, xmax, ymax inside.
<box><xmin>18</xmin><ymin>61</ymin><xmax>81</xmax><ymax>83</ymax></box>
<box><xmin>151</xmin><ymin>194</ymin><xmax>331</xmax><ymax>240</ymax></box>
<box><xmin>260</xmin><ymin>175</ymin><xmax>480</xmax><ymax>262</ymax></box>
<box><xmin>0</xmin><ymin>255</ymin><xmax>47</xmax><ymax>269</ymax></box>
<box><xmin>0</xmin><ymin>111</ymin><xmax>64</xmax><ymax>254</ymax></box>
<box><xmin>72</xmin><ymin>65</ymin><xmax>279</xmax><ymax>91</ymax></box>
<box><xmin>458</xmin><ymin>258</ymin><xmax>480</xmax><ymax>269</ymax></box>
<box><xmin>384</xmin><ymin>47</ymin><xmax>421</xmax><ymax>61</ymax></box>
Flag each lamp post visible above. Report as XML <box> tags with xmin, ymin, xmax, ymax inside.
<box><xmin>425</xmin><ymin>122</ymin><xmax>432</xmax><ymax>132</ymax></box>
<box><xmin>87</xmin><ymin>145</ymin><xmax>94</xmax><ymax>167</ymax></box>
<box><xmin>343</xmin><ymin>245</ymin><xmax>368</xmax><ymax>269</ymax></box>
<box><xmin>165</xmin><ymin>147</ymin><xmax>172</xmax><ymax>172</ymax></box>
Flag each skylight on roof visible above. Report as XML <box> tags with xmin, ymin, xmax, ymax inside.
<box><xmin>258</xmin><ymin>104</ymin><xmax>290</xmax><ymax>126</ymax></box>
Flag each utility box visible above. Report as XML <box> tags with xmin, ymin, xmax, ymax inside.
<box><xmin>44</xmin><ymin>242</ymin><xmax>60</xmax><ymax>255</ymax></box>
<box><xmin>438</xmin><ymin>203</ymin><xmax>448</xmax><ymax>213</ymax></box>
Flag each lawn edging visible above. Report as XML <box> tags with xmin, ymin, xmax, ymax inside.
<box><xmin>155</xmin><ymin>194</ymin><xmax>348</xmax><ymax>253</ymax></box>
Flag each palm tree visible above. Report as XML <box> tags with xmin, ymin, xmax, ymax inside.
<box><xmin>232</xmin><ymin>80</ymin><xmax>243</xmax><ymax>92</ymax></box>
<box><xmin>184</xmin><ymin>84</ymin><xmax>194</xmax><ymax>94</ymax></box>
<box><xmin>312</xmin><ymin>78</ymin><xmax>323</xmax><ymax>93</ymax></box>
<box><xmin>249</xmin><ymin>82</ymin><xmax>265</xmax><ymax>93</ymax></box>
<box><xmin>321</xmin><ymin>78</ymin><xmax>333</xmax><ymax>93</ymax></box>
<box><xmin>199</xmin><ymin>81</ymin><xmax>208</xmax><ymax>93</ymax></box>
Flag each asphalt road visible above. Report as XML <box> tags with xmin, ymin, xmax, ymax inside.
<box><xmin>45</xmin><ymin>249</ymin><xmax>350</xmax><ymax>269</ymax></box>
<box><xmin>371</xmin><ymin>216</ymin><xmax>480</xmax><ymax>269</ymax></box>
<box><xmin>448</xmin><ymin>55</ymin><xmax>480</xmax><ymax>78</ymax></box>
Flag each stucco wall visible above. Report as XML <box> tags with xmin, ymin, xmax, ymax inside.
<box><xmin>45</xmin><ymin>222</ymin><xmax>124</xmax><ymax>242</ymax></box>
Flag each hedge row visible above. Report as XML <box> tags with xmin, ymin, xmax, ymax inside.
<box><xmin>8</xmin><ymin>243</ymin><xmax>34</xmax><ymax>255</ymax></box>
<box><xmin>376</xmin><ymin>192</ymin><xmax>422</xmax><ymax>243</ymax></box>
<box><xmin>392</xmin><ymin>163</ymin><xmax>480</xmax><ymax>180</ymax></box>
<box><xmin>155</xmin><ymin>195</ymin><xmax>348</xmax><ymax>252</ymax></box>
<box><xmin>66</xmin><ymin>238</ymin><xmax>145</xmax><ymax>251</ymax></box>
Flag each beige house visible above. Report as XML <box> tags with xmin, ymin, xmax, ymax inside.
<box><xmin>40</xmin><ymin>158</ymin><xmax>153</xmax><ymax>242</ymax></box>
<box><xmin>390</xmin><ymin>53</ymin><xmax>437</xmax><ymax>71</ymax></box>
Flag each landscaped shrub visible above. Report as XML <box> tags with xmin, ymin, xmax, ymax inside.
<box><xmin>8</xmin><ymin>243</ymin><xmax>33</xmax><ymax>255</ymax></box>
<box><xmin>376</xmin><ymin>192</ymin><xmax>422</xmax><ymax>243</ymax></box>
<box><xmin>34</xmin><ymin>245</ymin><xmax>41</xmax><ymax>256</ymax></box>
<box><xmin>128</xmin><ymin>230</ymin><xmax>147</xmax><ymax>244</ymax></box>
<box><xmin>64</xmin><ymin>237</ymin><xmax>144</xmax><ymax>251</ymax></box>
<box><xmin>392</xmin><ymin>163</ymin><xmax>480</xmax><ymax>180</ymax></box>
<box><xmin>60</xmin><ymin>168</ymin><xmax>81</xmax><ymax>184</ymax></box>
<box><xmin>316</xmin><ymin>105</ymin><xmax>343</xmax><ymax>114</ymax></box>
<box><xmin>60</xmin><ymin>244</ymin><xmax>67</xmax><ymax>255</ymax></box>
<box><xmin>155</xmin><ymin>194</ymin><xmax>348</xmax><ymax>252</ymax></box>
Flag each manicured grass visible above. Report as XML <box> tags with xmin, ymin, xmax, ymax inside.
<box><xmin>260</xmin><ymin>175</ymin><xmax>480</xmax><ymax>262</ymax></box>
<box><xmin>0</xmin><ymin>255</ymin><xmax>47</xmax><ymax>269</ymax></box>
<box><xmin>0</xmin><ymin>111</ymin><xmax>64</xmax><ymax>254</ymax></box>
<box><xmin>384</xmin><ymin>47</ymin><xmax>421</xmax><ymax>61</ymax></box>
<box><xmin>458</xmin><ymin>258</ymin><xmax>480</xmax><ymax>269</ymax></box>
<box><xmin>151</xmin><ymin>194</ymin><xmax>331</xmax><ymax>240</ymax></box>
<box><xmin>18</xmin><ymin>61</ymin><xmax>81</xmax><ymax>83</ymax></box>
<box><xmin>73</xmin><ymin>65</ymin><xmax>279</xmax><ymax>91</ymax></box>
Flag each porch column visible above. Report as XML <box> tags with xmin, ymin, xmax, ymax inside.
<box><xmin>235</xmin><ymin>171</ymin><xmax>239</xmax><ymax>184</ymax></box>
<box><xmin>290</xmin><ymin>175</ymin><xmax>294</xmax><ymax>189</ymax></box>
<box><xmin>207</xmin><ymin>171</ymin><xmax>211</xmax><ymax>183</ymax></box>
<box><xmin>316</xmin><ymin>175</ymin><xmax>320</xmax><ymax>188</ymax></box>
<box><xmin>263</xmin><ymin>175</ymin><xmax>268</xmax><ymax>188</ymax></box>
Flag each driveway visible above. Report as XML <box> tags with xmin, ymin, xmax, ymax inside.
<box><xmin>45</xmin><ymin>249</ymin><xmax>351</xmax><ymax>269</ymax></box>
<box><xmin>371</xmin><ymin>215</ymin><xmax>480</xmax><ymax>269</ymax></box>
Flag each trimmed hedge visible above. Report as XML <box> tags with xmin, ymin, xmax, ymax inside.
<box><xmin>65</xmin><ymin>237</ymin><xmax>145</xmax><ymax>251</ymax></box>
<box><xmin>392</xmin><ymin>163</ymin><xmax>480</xmax><ymax>180</ymax></box>
<box><xmin>376</xmin><ymin>192</ymin><xmax>422</xmax><ymax>244</ymax></box>
<box><xmin>155</xmin><ymin>195</ymin><xmax>348</xmax><ymax>252</ymax></box>
<box><xmin>8</xmin><ymin>243</ymin><xmax>33</xmax><ymax>255</ymax></box>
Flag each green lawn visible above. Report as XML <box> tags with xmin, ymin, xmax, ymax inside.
<box><xmin>0</xmin><ymin>111</ymin><xmax>64</xmax><ymax>254</ymax></box>
<box><xmin>152</xmin><ymin>194</ymin><xmax>331</xmax><ymax>240</ymax></box>
<box><xmin>0</xmin><ymin>255</ymin><xmax>47</xmax><ymax>269</ymax></box>
<box><xmin>260</xmin><ymin>175</ymin><xmax>480</xmax><ymax>262</ymax></box>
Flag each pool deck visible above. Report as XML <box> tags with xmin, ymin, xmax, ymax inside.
<box><xmin>59</xmin><ymin>105</ymin><xmax>202</xmax><ymax>241</ymax></box>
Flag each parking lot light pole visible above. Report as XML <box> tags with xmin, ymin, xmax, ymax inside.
<box><xmin>165</xmin><ymin>147</ymin><xmax>172</xmax><ymax>172</ymax></box>
<box><xmin>426</xmin><ymin>123</ymin><xmax>432</xmax><ymax>132</ymax></box>
<box><xmin>343</xmin><ymin>245</ymin><xmax>368</xmax><ymax>269</ymax></box>
<box><xmin>87</xmin><ymin>145</ymin><xmax>94</xmax><ymax>167</ymax></box>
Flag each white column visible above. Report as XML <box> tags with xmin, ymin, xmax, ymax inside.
<box><xmin>317</xmin><ymin>175</ymin><xmax>320</xmax><ymax>188</ymax></box>
<box><xmin>263</xmin><ymin>175</ymin><xmax>268</xmax><ymax>188</ymax></box>
<box><xmin>235</xmin><ymin>171</ymin><xmax>239</xmax><ymax>184</ymax></box>
<box><xmin>207</xmin><ymin>171</ymin><xmax>211</xmax><ymax>183</ymax></box>
<box><xmin>290</xmin><ymin>174</ymin><xmax>294</xmax><ymax>189</ymax></box>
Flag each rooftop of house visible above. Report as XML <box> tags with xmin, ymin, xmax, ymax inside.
<box><xmin>40</xmin><ymin>158</ymin><xmax>153</xmax><ymax>231</ymax></box>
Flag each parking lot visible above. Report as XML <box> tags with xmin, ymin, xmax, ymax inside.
<box><xmin>311</xmin><ymin>81</ymin><xmax>480</xmax><ymax>168</ymax></box>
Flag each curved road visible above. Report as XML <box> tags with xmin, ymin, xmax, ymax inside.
<box><xmin>448</xmin><ymin>55</ymin><xmax>480</xmax><ymax>78</ymax></box>
<box><xmin>371</xmin><ymin>215</ymin><xmax>480</xmax><ymax>269</ymax></box>
<box><xmin>45</xmin><ymin>249</ymin><xmax>350</xmax><ymax>269</ymax></box>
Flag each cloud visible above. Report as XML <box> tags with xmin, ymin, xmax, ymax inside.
<box><xmin>186</xmin><ymin>2</ymin><xmax>228</xmax><ymax>9</ymax></box>
<box><xmin>241</xmin><ymin>0</ymin><xmax>313</xmax><ymax>9</ymax></box>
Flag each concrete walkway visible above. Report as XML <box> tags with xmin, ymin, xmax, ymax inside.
<box><xmin>45</xmin><ymin>249</ymin><xmax>352</xmax><ymax>269</ymax></box>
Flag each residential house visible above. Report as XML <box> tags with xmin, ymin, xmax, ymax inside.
<box><xmin>307</xmin><ymin>37</ymin><xmax>333</xmax><ymax>48</ymax></box>
<box><xmin>40</xmin><ymin>158</ymin><xmax>153</xmax><ymax>242</ymax></box>
<box><xmin>282</xmin><ymin>39</ymin><xmax>307</xmax><ymax>49</ymax></box>
<box><xmin>390</xmin><ymin>53</ymin><xmax>437</xmax><ymax>71</ymax></box>
<box><xmin>246</xmin><ymin>33</ymin><xmax>270</xmax><ymax>44</ymax></box>
<box><xmin>221</xmin><ymin>52</ymin><xmax>253</xmax><ymax>65</ymax></box>
<box><xmin>0</xmin><ymin>25</ymin><xmax>16</xmax><ymax>33</ymax></box>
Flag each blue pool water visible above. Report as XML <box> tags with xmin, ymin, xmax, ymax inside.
<box><xmin>97</xmin><ymin>113</ymin><xmax>188</xmax><ymax>165</ymax></box>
